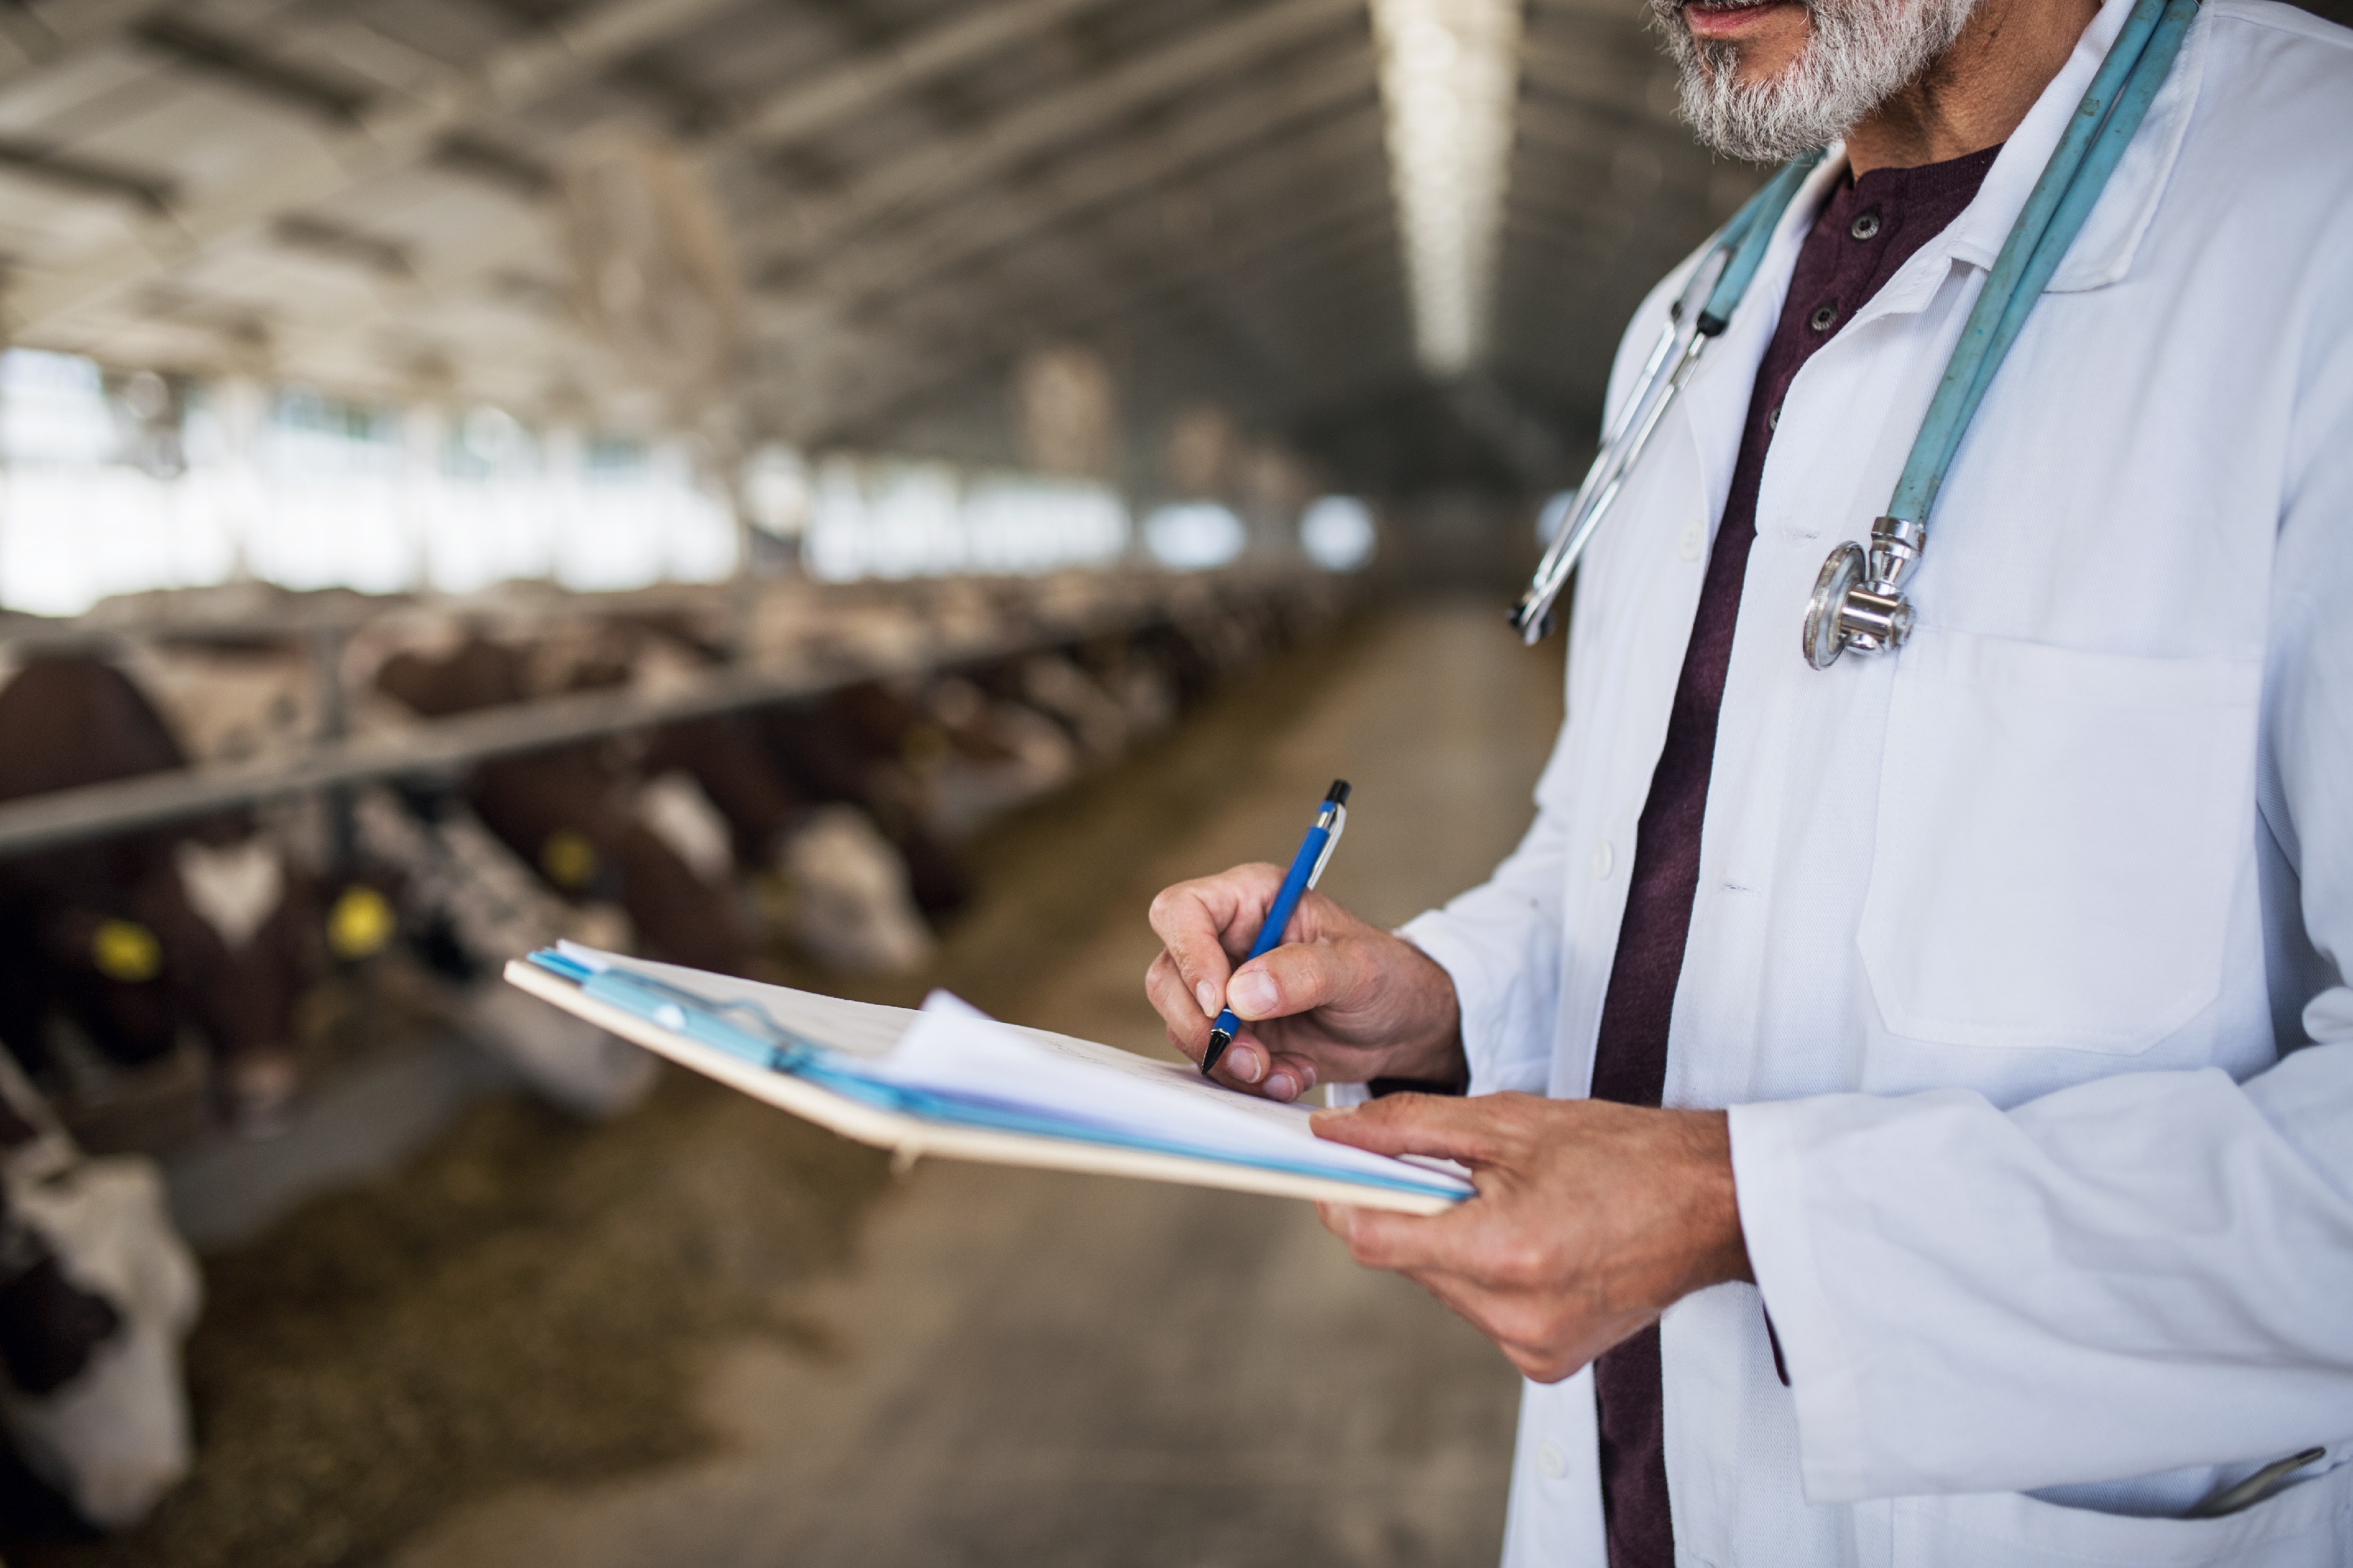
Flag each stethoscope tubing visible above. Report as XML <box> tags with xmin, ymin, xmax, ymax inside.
<box><xmin>1897</xmin><ymin>0</ymin><xmax>2197</xmax><ymax>525</ymax></box>
<box><xmin>1513</xmin><ymin>155</ymin><xmax>1821</xmax><ymax>641</ymax></box>
<box><xmin>1510</xmin><ymin>0</ymin><xmax>2195</xmax><ymax>651</ymax></box>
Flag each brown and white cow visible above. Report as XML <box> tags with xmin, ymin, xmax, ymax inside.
<box><xmin>373</xmin><ymin>635</ymin><xmax>759</xmax><ymax>978</ymax></box>
<box><xmin>0</xmin><ymin>656</ymin><xmax>317</xmax><ymax>1138</ymax></box>
<box><xmin>0</xmin><ymin>1049</ymin><xmax>199</xmax><ymax>1530</ymax></box>
<box><xmin>383</xmin><ymin>624</ymin><xmax>946</xmax><ymax>978</ymax></box>
<box><xmin>8</xmin><ymin>634</ymin><xmax>661</xmax><ymax>1128</ymax></box>
<box><xmin>346</xmin><ymin>786</ymin><xmax>655</xmax><ymax>1118</ymax></box>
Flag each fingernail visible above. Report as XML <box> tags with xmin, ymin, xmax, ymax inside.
<box><xmin>1228</xmin><ymin>1046</ymin><xmax>1265</xmax><ymax>1085</ymax></box>
<box><xmin>1229</xmin><ymin>971</ymin><xmax>1277</xmax><ymax>1017</ymax></box>
<box><xmin>1195</xmin><ymin>981</ymin><xmax>1219</xmax><ymax>1016</ymax></box>
<box><xmin>1265</xmin><ymin>1071</ymin><xmax>1293</xmax><ymax>1100</ymax></box>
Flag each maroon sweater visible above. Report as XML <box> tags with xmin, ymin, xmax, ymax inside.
<box><xmin>1584</xmin><ymin>143</ymin><xmax>2001</xmax><ymax>1568</ymax></box>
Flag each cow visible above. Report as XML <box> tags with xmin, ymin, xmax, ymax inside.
<box><xmin>963</xmin><ymin>650</ymin><xmax>1131</xmax><ymax>766</ymax></box>
<box><xmin>372</xmin><ymin>636</ymin><xmax>758</xmax><ymax>979</ymax></box>
<box><xmin>0</xmin><ymin>1048</ymin><xmax>200</xmax><ymax>1530</ymax></box>
<box><xmin>918</xmin><ymin>675</ymin><xmax>1081</xmax><ymax>839</ymax></box>
<box><xmin>8</xmin><ymin>633</ymin><xmax>661</xmax><ymax>1130</ymax></box>
<box><xmin>0</xmin><ymin>655</ymin><xmax>317</xmax><ymax>1139</ymax></box>
<box><xmin>745</xmin><ymin>681</ymin><xmax>977</xmax><ymax>923</ymax></box>
<box><xmin>345</xmin><ymin>786</ymin><xmax>654</xmax><ymax>1119</ymax></box>
<box><xmin>500</xmin><ymin>613</ymin><xmax>969</xmax><ymax>973</ymax></box>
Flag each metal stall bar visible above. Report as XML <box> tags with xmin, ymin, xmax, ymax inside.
<box><xmin>0</xmin><ymin>606</ymin><xmax>1182</xmax><ymax>860</ymax></box>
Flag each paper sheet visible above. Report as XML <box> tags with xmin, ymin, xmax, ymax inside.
<box><xmin>877</xmin><ymin>993</ymin><xmax>1474</xmax><ymax>1196</ymax></box>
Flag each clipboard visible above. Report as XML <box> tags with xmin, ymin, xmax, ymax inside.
<box><xmin>504</xmin><ymin>947</ymin><xmax>1469</xmax><ymax>1216</ymax></box>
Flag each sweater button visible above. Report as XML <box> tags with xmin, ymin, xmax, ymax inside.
<box><xmin>1809</xmin><ymin>302</ymin><xmax>1839</xmax><ymax>332</ymax></box>
<box><xmin>1850</xmin><ymin>210</ymin><xmax>1882</xmax><ymax>241</ymax></box>
<box><xmin>1591</xmin><ymin>839</ymin><xmax>1615</xmax><ymax>880</ymax></box>
<box><xmin>1537</xmin><ymin>1439</ymin><xmax>1570</xmax><ymax>1479</ymax></box>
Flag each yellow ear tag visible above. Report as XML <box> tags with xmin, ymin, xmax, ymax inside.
<box><xmin>540</xmin><ymin>829</ymin><xmax>600</xmax><ymax>890</ymax></box>
<box><xmin>91</xmin><ymin>919</ymin><xmax>162</xmax><ymax>983</ymax></box>
<box><xmin>327</xmin><ymin>884</ymin><xmax>396</xmax><ymax>960</ymax></box>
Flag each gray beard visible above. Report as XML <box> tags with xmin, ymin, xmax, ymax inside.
<box><xmin>1650</xmin><ymin>0</ymin><xmax>1985</xmax><ymax>163</ymax></box>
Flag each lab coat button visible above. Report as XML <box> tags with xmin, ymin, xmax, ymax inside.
<box><xmin>1678</xmin><ymin>522</ymin><xmax>1704</xmax><ymax>561</ymax></box>
<box><xmin>1591</xmin><ymin>839</ymin><xmax>1614</xmax><ymax>879</ymax></box>
<box><xmin>1536</xmin><ymin>1439</ymin><xmax>1568</xmax><ymax>1479</ymax></box>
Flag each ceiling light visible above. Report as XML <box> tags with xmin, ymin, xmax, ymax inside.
<box><xmin>1369</xmin><ymin>0</ymin><xmax>1521</xmax><ymax>377</ymax></box>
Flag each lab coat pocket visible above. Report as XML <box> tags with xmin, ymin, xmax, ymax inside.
<box><xmin>1892</xmin><ymin>1456</ymin><xmax>2353</xmax><ymax>1567</ymax></box>
<box><xmin>1858</xmin><ymin>628</ymin><xmax>2259</xmax><ymax>1055</ymax></box>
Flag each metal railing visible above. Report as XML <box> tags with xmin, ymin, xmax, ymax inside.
<box><xmin>0</xmin><ymin>576</ymin><xmax>1295</xmax><ymax>859</ymax></box>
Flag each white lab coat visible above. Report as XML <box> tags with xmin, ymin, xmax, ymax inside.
<box><xmin>1388</xmin><ymin>0</ymin><xmax>2353</xmax><ymax>1561</ymax></box>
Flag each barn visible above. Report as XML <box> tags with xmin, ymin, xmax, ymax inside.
<box><xmin>3</xmin><ymin>0</ymin><xmax>2344</xmax><ymax>1563</ymax></box>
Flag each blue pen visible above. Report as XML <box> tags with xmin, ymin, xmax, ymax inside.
<box><xmin>1200</xmin><ymin>779</ymin><xmax>1350</xmax><ymax>1077</ymax></box>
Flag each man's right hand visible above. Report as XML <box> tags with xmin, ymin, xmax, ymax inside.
<box><xmin>1144</xmin><ymin>863</ymin><xmax>1466</xmax><ymax>1101</ymax></box>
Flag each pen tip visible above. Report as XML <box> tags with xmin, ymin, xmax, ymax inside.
<box><xmin>1325</xmin><ymin>779</ymin><xmax>1351</xmax><ymax>807</ymax></box>
<box><xmin>1200</xmin><ymin>1028</ymin><xmax>1233</xmax><ymax>1077</ymax></box>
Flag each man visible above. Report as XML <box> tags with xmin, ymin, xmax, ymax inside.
<box><xmin>1144</xmin><ymin>0</ymin><xmax>2353</xmax><ymax>1561</ymax></box>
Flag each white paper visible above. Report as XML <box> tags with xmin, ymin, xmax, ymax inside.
<box><xmin>877</xmin><ymin>993</ymin><xmax>1474</xmax><ymax>1196</ymax></box>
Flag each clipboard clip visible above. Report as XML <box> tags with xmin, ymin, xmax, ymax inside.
<box><xmin>530</xmin><ymin>949</ymin><xmax>825</xmax><ymax>1072</ymax></box>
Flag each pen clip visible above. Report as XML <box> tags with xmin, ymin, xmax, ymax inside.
<box><xmin>1307</xmin><ymin>804</ymin><xmax>1346</xmax><ymax>889</ymax></box>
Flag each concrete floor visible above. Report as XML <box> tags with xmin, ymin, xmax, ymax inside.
<box><xmin>393</xmin><ymin>599</ymin><xmax>1565</xmax><ymax>1568</ymax></box>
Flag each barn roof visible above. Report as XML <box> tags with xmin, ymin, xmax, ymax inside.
<box><xmin>0</xmin><ymin>0</ymin><xmax>2342</xmax><ymax>493</ymax></box>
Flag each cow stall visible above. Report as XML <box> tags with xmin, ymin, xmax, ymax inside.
<box><xmin>0</xmin><ymin>564</ymin><xmax>1346</xmax><ymax>1527</ymax></box>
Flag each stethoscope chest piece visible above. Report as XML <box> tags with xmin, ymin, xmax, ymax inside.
<box><xmin>1802</xmin><ymin>514</ymin><xmax>1921</xmax><ymax>669</ymax></box>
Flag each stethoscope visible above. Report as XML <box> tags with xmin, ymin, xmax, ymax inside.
<box><xmin>1510</xmin><ymin>0</ymin><xmax>2198</xmax><ymax>667</ymax></box>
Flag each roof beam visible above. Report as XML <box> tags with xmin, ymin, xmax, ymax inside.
<box><xmin>790</xmin><ymin>208</ymin><xmax>1403</xmax><ymax>450</ymax></box>
<box><xmin>728</xmin><ymin>0</ymin><xmax>1120</xmax><ymax>152</ymax></box>
<box><xmin>1037</xmin><ymin>188</ymin><xmax>1397</xmax><ymax>354</ymax></box>
<box><xmin>430</xmin><ymin>132</ymin><xmax>555</xmax><ymax>198</ymax></box>
<box><xmin>742</xmin><ymin>0</ymin><xmax>1368</xmax><ymax>274</ymax></box>
<box><xmin>794</xmin><ymin>252</ymin><xmax>1297</xmax><ymax>449</ymax></box>
<box><xmin>748</xmin><ymin>103</ymin><xmax>1395</xmax><ymax>440</ymax></box>
<box><xmin>0</xmin><ymin>0</ymin><xmax>167</xmax><ymax>95</ymax></box>
<box><xmin>132</xmin><ymin>15</ymin><xmax>372</xmax><ymax>124</ymax></box>
<box><xmin>673</xmin><ymin>96</ymin><xmax>1390</xmax><ymax>440</ymax></box>
<box><xmin>1010</xmin><ymin>192</ymin><xmax>1396</xmax><ymax>389</ymax></box>
<box><xmin>875</xmin><ymin>175</ymin><xmax>1393</xmax><ymax>359</ymax></box>
<box><xmin>756</xmin><ymin>46</ymin><xmax>1378</xmax><ymax>328</ymax></box>
<box><xmin>815</xmin><ymin>249</ymin><xmax>1406</xmax><ymax>454</ymax></box>
<box><xmin>3</xmin><ymin>0</ymin><xmax>744</xmax><ymax>341</ymax></box>
<box><xmin>941</xmin><ymin>99</ymin><xmax>1393</xmax><ymax>300</ymax></box>
<box><xmin>1161</xmin><ymin>224</ymin><xmax>1401</xmax><ymax>347</ymax></box>
<box><xmin>0</xmin><ymin>136</ymin><xmax>173</xmax><ymax>212</ymax></box>
<box><xmin>7</xmin><ymin>0</ymin><xmax>1135</xmax><ymax>387</ymax></box>
<box><xmin>1513</xmin><ymin>117</ymin><xmax>1716</xmax><ymax>228</ymax></box>
<box><xmin>1515</xmin><ymin>83</ymin><xmax>1693</xmax><ymax>158</ymax></box>
<box><xmin>1517</xmin><ymin>34</ymin><xmax>1679</xmax><ymax>124</ymax></box>
<box><xmin>272</xmin><ymin>215</ymin><xmax>413</xmax><ymax>278</ymax></box>
<box><xmin>744</xmin><ymin>89</ymin><xmax>1382</xmax><ymax>354</ymax></box>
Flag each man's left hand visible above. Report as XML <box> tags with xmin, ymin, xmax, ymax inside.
<box><xmin>1312</xmin><ymin>1093</ymin><xmax>1753</xmax><ymax>1382</ymax></box>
